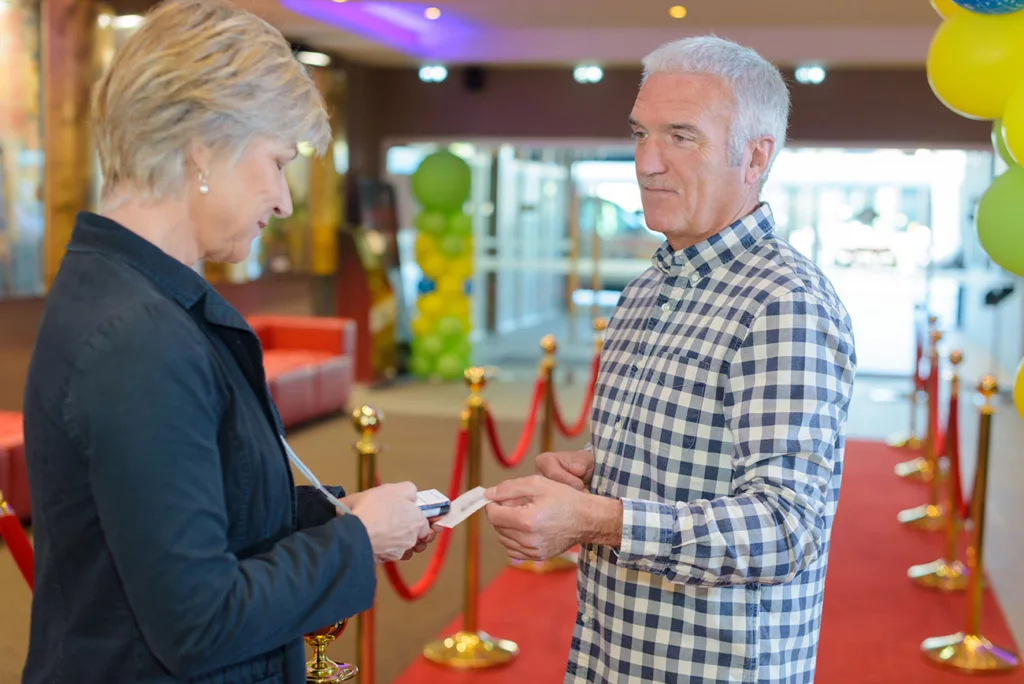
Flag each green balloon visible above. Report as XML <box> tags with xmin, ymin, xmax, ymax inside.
<box><xmin>993</xmin><ymin>120</ymin><xmax>1017</xmax><ymax>167</ymax></box>
<box><xmin>415</xmin><ymin>211</ymin><xmax>448</xmax><ymax>236</ymax></box>
<box><xmin>411</xmin><ymin>151</ymin><xmax>471</xmax><ymax>213</ymax></box>
<box><xmin>435</xmin><ymin>353</ymin><xmax>465</xmax><ymax>381</ymax></box>
<box><xmin>449</xmin><ymin>212</ymin><xmax>473</xmax><ymax>236</ymax></box>
<box><xmin>439</xmin><ymin>234</ymin><xmax>467</xmax><ymax>259</ymax></box>
<box><xmin>436</xmin><ymin>315</ymin><xmax>468</xmax><ymax>340</ymax></box>
<box><xmin>977</xmin><ymin>165</ymin><xmax>1024</xmax><ymax>276</ymax></box>
<box><xmin>409</xmin><ymin>353</ymin><xmax>433</xmax><ymax>377</ymax></box>
<box><xmin>414</xmin><ymin>333</ymin><xmax>445</xmax><ymax>359</ymax></box>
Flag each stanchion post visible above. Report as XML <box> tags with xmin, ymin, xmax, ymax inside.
<box><xmin>422</xmin><ymin>369</ymin><xmax>519</xmax><ymax>669</ymax></box>
<box><xmin>921</xmin><ymin>376</ymin><xmax>1021</xmax><ymax>673</ymax></box>
<box><xmin>889</xmin><ymin>311</ymin><xmax>924</xmax><ymax>450</ymax></box>
<box><xmin>895</xmin><ymin>324</ymin><xmax>941</xmax><ymax>482</ymax></box>
<box><xmin>540</xmin><ymin>334</ymin><xmax>556</xmax><ymax>454</ymax></box>
<box><xmin>353</xmin><ymin>406</ymin><xmax>381</xmax><ymax>683</ymax></box>
<box><xmin>897</xmin><ymin>328</ymin><xmax>946</xmax><ymax>531</ymax></box>
<box><xmin>304</xmin><ymin>409</ymin><xmax>377</xmax><ymax>683</ymax></box>
<box><xmin>908</xmin><ymin>350</ymin><xmax>968</xmax><ymax>591</ymax></box>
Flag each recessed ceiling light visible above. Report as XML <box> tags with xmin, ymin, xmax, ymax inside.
<box><xmin>669</xmin><ymin>5</ymin><xmax>687</xmax><ymax>19</ymax></box>
<box><xmin>112</xmin><ymin>14</ymin><xmax>143</xmax><ymax>29</ymax></box>
<box><xmin>425</xmin><ymin>7</ymin><xmax>441</xmax><ymax>20</ymax></box>
<box><xmin>794</xmin><ymin>64</ymin><xmax>826</xmax><ymax>85</ymax></box>
<box><xmin>296</xmin><ymin>51</ymin><xmax>332</xmax><ymax>67</ymax></box>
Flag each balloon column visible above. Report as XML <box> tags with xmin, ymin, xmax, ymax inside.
<box><xmin>408</xmin><ymin>151</ymin><xmax>475</xmax><ymax>381</ymax></box>
<box><xmin>926</xmin><ymin>0</ymin><xmax>1024</xmax><ymax>419</ymax></box>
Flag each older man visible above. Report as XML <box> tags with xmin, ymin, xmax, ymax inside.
<box><xmin>485</xmin><ymin>36</ymin><xmax>857</xmax><ymax>683</ymax></box>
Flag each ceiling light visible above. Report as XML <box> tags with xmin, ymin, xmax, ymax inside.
<box><xmin>574</xmin><ymin>65</ymin><xmax>603</xmax><ymax>84</ymax></box>
<box><xmin>669</xmin><ymin>5</ymin><xmax>687</xmax><ymax>19</ymax></box>
<box><xmin>97</xmin><ymin>14</ymin><xmax>112</xmax><ymax>28</ymax></box>
<box><xmin>794</xmin><ymin>64</ymin><xmax>826</xmax><ymax>85</ymax></box>
<box><xmin>425</xmin><ymin>7</ymin><xmax>441</xmax><ymax>20</ymax></box>
<box><xmin>296</xmin><ymin>51</ymin><xmax>332</xmax><ymax>67</ymax></box>
<box><xmin>112</xmin><ymin>14</ymin><xmax>143</xmax><ymax>29</ymax></box>
<box><xmin>332</xmin><ymin>0</ymin><xmax>347</xmax><ymax>3</ymax></box>
<box><xmin>419</xmin><ymin>65</ymin><xmax>448</xmax><ymax>83</ymax></box>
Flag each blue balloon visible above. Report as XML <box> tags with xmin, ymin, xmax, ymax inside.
<box><xmin>953</xmin><ymin>0</ymin><xmax>1024</xmax><ymax>13</ymax></box>
<box><xmin>417</xmin><ymin>278</ymin><xmax>436</xmax><ymax>294</ymax></box>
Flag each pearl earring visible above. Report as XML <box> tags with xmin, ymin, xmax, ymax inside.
<box><xmin>198</xmin><ymin>171</ymin><xmax>209</xmax><ymax>195</ymax></box>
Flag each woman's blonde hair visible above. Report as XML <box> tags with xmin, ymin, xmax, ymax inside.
<box><xmin>92</xmin><ymin>0</ymin><xmax>331</xmax><ymax>201</ymax></box>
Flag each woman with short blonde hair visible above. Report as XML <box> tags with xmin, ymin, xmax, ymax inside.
<box><xmin>23</xmin><ymin>2</ymin><xmax>432</xmax><ymax>683</ymax></box>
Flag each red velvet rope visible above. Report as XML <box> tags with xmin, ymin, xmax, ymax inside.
<box><xmin>0</xmin><ymin>503</ymin><xmax>33</xmax><ymax>591</ymax></box>
<box><xmin>380</xmin><ymin>428</ymin><xmax>468</xmax><ymax>601</ymax></box>
<box><xmin>552</xmin><ymin>353</ymin><xmax>600</xmax><ymax>438</ymax></box>
<box><xmin>484</xmin><ymin>377</ymin><xmax>546</xmax><ymax>468</ymax></box>
<box><xmin>928</xmin><ymin>360</ymin><xmax>941</xmax><ymax>457</ymax></box>
<box><xmin>945</xmin><ymin>391</ymin><xmax>971</xmax><ymax>521</ymax></box>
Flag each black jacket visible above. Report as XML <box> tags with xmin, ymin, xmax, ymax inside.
<box><xmin>22</xmin><ymin>212</ymin><xmax>375</xmax><ymax>683</ymax></box>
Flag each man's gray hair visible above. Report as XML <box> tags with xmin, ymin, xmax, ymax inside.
<box><xmin>641</xmin><ymin>36</ymin><xmax>790</xmax><ymax>177</ymax></box>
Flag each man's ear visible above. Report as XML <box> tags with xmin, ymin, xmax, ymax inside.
<box><xmin>746</xmin><ymin>136</ymin><xmax>775</xmax><ymax>186</ymax></box>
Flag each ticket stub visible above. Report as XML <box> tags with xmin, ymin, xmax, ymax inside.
<box><xmin>435</xmin><ymin>486</ymin><xmax>490</xmax><ymax>529</ymax></box>
<box><xmin>416</xmin><ymin>489</ymin><xmax>451</xmax><ymax>518</ymax></box>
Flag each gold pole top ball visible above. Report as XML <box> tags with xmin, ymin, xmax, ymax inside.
<box><xmin>930</xmin><ymin>329</ymin><xmax>943</xmax><ymax>344</ymax></box>
<box><xmin>464</xmin><ymin>366</ymin><xmax>487</xmax><ymax>392</ymax></box>
<box><xmin>540</xmin><ymin>334</ymin><xmax>557</xmax><ymax>355</ymax></box>
<box><xmin>929</xmin><ymin>315</ymin><xmax>938</xmax><ymax>325</ymax></box>
<box><xmin>978</xmin><ymin>374</ymin><xmax>998</xmax><ymax>398</ymax></box>
<box><xmin>949</xmin><ymin>350</ymin><xmax>963</xmax><ymax>366</ymax></box>
<box><xmin>351</xmin><ymin>405</ymin><xmax>382</xmax><ymax>435</ymax></box>
<box><xmin>593</xmin><ymin>317</ymin><xmax>608</xmax><ymax>332</ymax></box>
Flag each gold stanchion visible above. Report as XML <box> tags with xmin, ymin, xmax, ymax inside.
<box><xmin>303</xmin><ymin>408</ymin><xmax>374</xmax><ymax>682</ymax></box>
<box><xmin>304</xmin><ymin>622</ymin><xmax>357</xmax><ymax>683</ymax></box>
<box><xmin>889</xmin><ymin>314</ymin><xmax>930</xmax><ymax>451</ymax></box>
<box><xmin>539</xmin><ymin>334</ymin><xmax>557</xmax><ymax>454</ymax></box>
<box><xmin>908</xmin><ymin>350</ymin><xmax>968</xmax><ymax>591</ymax></box>
<box><xmin>895</xmin><ymin>321</ymin><xmax>940</xmax><ymax>482</ymax></box>
<box><xmin>352</xmin><ymin>406</ymin><xmax>382</xmax><ymax>683</ymax></box>
<box><xmin>423</xmin><ymin>369</ymin><xmax>518</xmax><ymax>669</ymax></box>
<box><xmin>921</xmin><ymin>376</ymin><xmax>1021</xmax><ymax>673</ymax></box>
<box><xmin>897</xmin><ymin>328</ymin><xmax>945</xmax><ymax>531</ymax></box>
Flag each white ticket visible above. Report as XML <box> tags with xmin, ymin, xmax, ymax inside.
<box><xmin>435</xmin><ymin>486</ymin><xmax>491</xmax><ymax>528</ymax></box>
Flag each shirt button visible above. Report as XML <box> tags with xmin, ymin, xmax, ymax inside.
<box><xmin>589</xmin><ymin>548</ymin><xmax>598</xmax><ymax>562</ymax></box>
<box><xmin>690</xmin><ymin>273</ymin><xmax>700</xmax><ymax>284</ymax></box>
<box><xmin>636</xmin><ymin>357</ymin><xmax>647</xmax><ymax>369</ymax></box>
<box><xmin>661</xmin><ymin>302</ymin><xmax>671</xmax><ymax>313</ymax></box>
<box><xmin>615</xmin><ymin>421</ymin><xmax>622</xmax><ymax>432</ymax></box>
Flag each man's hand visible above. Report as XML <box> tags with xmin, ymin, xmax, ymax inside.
<box><xmin>535</xmin><ymin>450</ymin><xmax>594</xmax><ymax>491</ymax></box>
<box><xmin>399</xmin><ymin>523</ymin><xmax>443</xmax><ymax>561</ymax></box>
<box><xmin>483</xmin><ymin>475</ymin><xmax>622</xmax><ymax>561</ymax></box>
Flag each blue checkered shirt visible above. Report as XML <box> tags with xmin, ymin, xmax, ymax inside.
<box><xmin>567</xmin><ymin>204</ymin><xmax>857</xmax><ymax>683</ymax></box>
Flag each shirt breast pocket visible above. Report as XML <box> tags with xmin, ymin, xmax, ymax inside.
<box><xmin>653</xmin><ymin>348</ymin><xmax>717</xmax><ymax>395</ymax></box>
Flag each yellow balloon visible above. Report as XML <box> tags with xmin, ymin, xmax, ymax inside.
<box><xmin>930</xmin><ymin>0</ymin><xmax>962</xmax><ymax>18</ymax></box>
<box><xmin>418</xmin><ymin>292</ymin><xmax>445</xmax><ymax>319</ymax></box>
<box><xmin>1015</xmin><ymin>358</ymin><xmax>1024</xmax><ymax>421</ymax></box>
<box><xmin>437</xmin><ymin>275</ymin><xmax>464</xmax><ymax>298</ymax></box>
<box><xmin>419</xmin><ymin>253</ymin><xmax>447</xmax><ymax>280</ymax></box>
<box><xmin>410</xmin><ymin>315</ymin><xmax>434</xmax><ymax>337</ymax></box>
<box><xmin>444</xmin><ymin>295</ymin><xmax>471</xmax><ymax>320</ymax></box>
<box><xmin>1002</xmin><ymin>87</ymin><xmax>1024</xmax><ymax>164</ymax></box>
<box><xmin>926</xmin><ymin>10</ymin><xmax>1024</xmax><ymax>120</ymax></box>
<box><xmin>415</xmin><ymin>233</ymin><xmax>439</xmax><ymax>264</ymax></box>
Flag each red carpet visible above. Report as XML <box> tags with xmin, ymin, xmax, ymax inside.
<box><xmin>393</xmin><ymin>440</ymin><xmax>1023</xmax><ymax>682</ymax></box>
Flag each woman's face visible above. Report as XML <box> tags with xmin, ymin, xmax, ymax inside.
<box><xmin>191</xmin><ymin>136</ymin><xmax>297</xmax><ymax>264</ymax></box>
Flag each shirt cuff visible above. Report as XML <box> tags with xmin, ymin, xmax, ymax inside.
<box><xmin>616</xmin><ymin>497</ymin><xmax>681</xmax><ymax>574</ymax></box>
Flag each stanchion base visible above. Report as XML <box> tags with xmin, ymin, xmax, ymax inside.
<box><xmin>897</xmin><ymin>503</ymin><xmax>945</xmax><ymax>531</ymax></box>
<box><xmin>888</xmin><ymin>434</ymin><xmax>923</xmax><ymax>451</ymax></box>
<box><xmin>509</xmin><ymin>550</ymin><xmax>578</xmax><ymax>573</ymax></box>
<box><xmin>422</xmin><ymin>630</ymin><xmax>519</xmax><ymax>670</ymax></box>
<box><xmin>922</xmin><ymin>632</ymin><xmax>1020</xmax><ymax>673</ymax></box>
<box><xmin>895</xmin><ymin>457</ymin><xmax>932</xmax><ymax>482</ymax></box>
<box><xmin>305</xmin><ymin>660</ymin><xmax>358</xmax><ymax>683</ymax></box>
<box><xmin>908</xmin><ymin>559</ymin><xmax>969</xmax><ymax>592</ymax></box>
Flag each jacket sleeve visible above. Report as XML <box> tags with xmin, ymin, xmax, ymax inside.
<box><xmin>296</xmin><ymin>485</ymin><xmax>347</xmax><ymax>529</ymax></box>
<box><xmin>64</xmin><ymin>301</ymin><xmax>376</xmax><ymax>678</ymax></box>
<box><xmin>614</xmin><ymin>290</ymin><xmax>857</xmax><ymax>586</ymax></box>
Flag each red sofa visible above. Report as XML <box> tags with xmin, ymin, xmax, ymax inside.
<box><xmin>247</xmin><ymin>316</ymin><xmax>357</xmax><ymax>428</ymax></box>
<box><xmin>0</xmin><ymin>411</ymin><xmax>29</xmax><ymax>522</ymax></box>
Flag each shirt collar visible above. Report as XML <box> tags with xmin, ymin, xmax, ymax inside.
<box><xmin>67</xmin><ymin>211</ymin><xmax>250</xmax><ymax>331</ymax></box>
<box><xmin>651</xmin><ymin>203</ymin><xmax>775</xmax><ymax>277</ymax></box>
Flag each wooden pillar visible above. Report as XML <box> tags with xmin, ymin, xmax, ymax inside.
<box><xmin>42</xmin><ymin>0</ymin><xmax>99</xmax><ymax>287</ymax></box>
